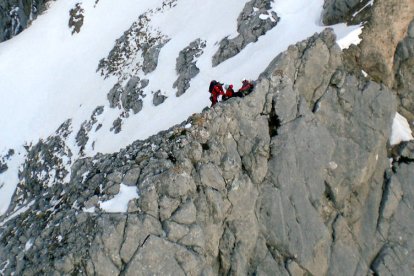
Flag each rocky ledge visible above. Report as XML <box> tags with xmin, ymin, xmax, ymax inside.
<box><xmin>1</xmin><ymin>28</ymin><xmax>412</xmax><ymax>275</ymax></box>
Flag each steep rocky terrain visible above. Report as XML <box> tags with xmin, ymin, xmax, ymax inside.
<box><xmin>1</xmin><ymin>28</ymin><xmax>412</xmax><ymax>275</ymax></box>
<box><xmin>0</xmin><ymin>0</ymin><xmax>413</xmax><ymax>275</ymax></box>
<box><xmin>0</xmin><ymin>0</ymin><xmax>51</xmax><ymax>42</ymax></box>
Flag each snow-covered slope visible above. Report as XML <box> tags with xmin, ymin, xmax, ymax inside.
<box><xmin>0</xmin><ymin>0</ymin><xmax>361</xmax><ymax>215</ymax></box>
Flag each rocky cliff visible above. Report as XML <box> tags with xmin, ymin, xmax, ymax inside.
<box><xmin>0</xmin><ymin>0</ymin><xmax>51</xmax><ymax>42</ymax></box>
<box><xmin>1</xmin><ymin>28</ymin><xmax>413</xmax><ymax>275</ymax></box>
<box><xmin>1</xmin><ymin>0</ymin><xmax>414</xmax><ymax>275</ymax></box>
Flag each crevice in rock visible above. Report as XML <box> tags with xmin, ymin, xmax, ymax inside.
<box><xmin>376</xmin><ymin>171</ymin><xmax>392</xmax><ymax>232</ymax></box>
<box><xmin>120</xmin><ymin>234</ymin><xmax>151</xmax><ymax>274</ymax></box>
<box><xmin>201</xmin><ymin>143</ymin><xmax>210</xmax><ymax>151</ymax></box>
<box><xmin>268</xmin><ymin>104</ymin><xmax>281</xmax><ymax>137</ymax></box>
<box><xmin>324</xmin><ymin>181</ymin><xmax>337</xmax><ymax>206</ymax></box>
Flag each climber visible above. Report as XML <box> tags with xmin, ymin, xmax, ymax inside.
<box><xmin>209</xmin><ymin>80</ymin><xmax>225</xmax><ymax>107</ymax></box>
<box><xmin>237</xmin><ymin>78</ymin><xmax>254</xmax><ymax>97</ymax></box>
<box><xmin>222</xmin><ymin>84</ymin><xmax>235</xmax><ymax>101</ymax></box>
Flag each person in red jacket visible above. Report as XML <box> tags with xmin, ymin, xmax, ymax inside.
<box><xmin>237</xmin><ymin>79</ymin><xmax>254</xmax><ymax>97</ymax></box>
<box><xmin>223</xmin><ymin>84</ymin><xmax>234</xmax><ymax>101</ymax></box>
<box><xmin>210</xmin><ymin>81</ymin><xmax>225</xmax><ymax>107</ymax></box>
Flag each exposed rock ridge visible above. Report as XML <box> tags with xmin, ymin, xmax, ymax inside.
<box><xmin>173</xmin><ymin>39</ymin><xmax>206</xmax><ymax>97</ymax></box>
<box><xmin>322</xmin><ymin>0</ymin><xmax>373</xmax><ymax>25</ymax></box>
<box><xmin>393</xmin><ymin>19</ymin><xmax>414</xmax><ymax>123</ymax></box>
<box><xmin>212</xmin><ymin>0</ymin><xmax>279</xmax><ymax>67</ymax></box>
<box><xmin>1</xmin><ymin>29</ymin><xmax>408</xmax><ymax>275</ymax></box>
<box><xmin>0</xmin><ymin>0</ymin><xmax>51</xmax><ymax>43</ymax></box>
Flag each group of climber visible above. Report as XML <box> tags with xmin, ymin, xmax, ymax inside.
<box><xmin>208</xmin><ymin>79</ymin><xmax>254</xmax><ymax>107</ymax></box>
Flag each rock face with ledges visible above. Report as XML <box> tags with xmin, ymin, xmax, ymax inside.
<box><xmin>212</xmin><ymin>0</ymin><xmax>279</xmax><ymax>67</ymax></box>
<box><xmin>394</xmin><ymin>19</ymin><xmax>414</xmax><ymax>123</ymax></box>
<box><xmin>0</xmin><ymin>0</ymin><xmax>51</xmax><ymax>42</ymax></box>
<box><xmin>322</xmin><ymin>0</ymin><xmax>372</xmax><ymax>25</ymax></box>
<box><xmin>1</xmin><ymin>29</ymin><xmax>412</xmax><ymax>275</ymax></box>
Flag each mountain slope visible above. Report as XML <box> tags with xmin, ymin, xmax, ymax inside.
<box><xmin>0</xmin><ymin>28</ymin><xmax>412</xmax><ymax>275</ymax></box>
<box><xmin>0</xmin><ymin>0</ymin><xmax>361</xmax><ymax>215</ymax></box>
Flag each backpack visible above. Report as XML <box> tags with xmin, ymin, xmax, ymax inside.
<box><xmin>209</xmin><ymin>80</ymin><xmax>218</xmax><ymax>93</ymax></box>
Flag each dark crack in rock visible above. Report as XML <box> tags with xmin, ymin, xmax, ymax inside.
<box><xmin>212</xmin><ymin>0</ymin><xmax>279</xmax><ymax>67</ymax></box>
<box><xmin>173</xmin><ymin>39</ymin><xmax>206</xmax><ymax>97</ymax></box>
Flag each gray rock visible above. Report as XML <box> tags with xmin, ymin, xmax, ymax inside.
<box><xmin>171</xmin><ymin>200</ymin><xmax>197</xmax><ymax>225</ymax></box>
<box><xmin>371</xmin><ymin>163</ymin><xmax>414</xmax><ymax>274</ymax></box>
<box><xmin>199</xmin><ymin>163</ymin><xmax>226</xmax><ymax>191</ymax></box>
<box><xmin>125</xmin><ymin>236</ymin><xmax>186</xmax><ymax>276</ymax></box>
<box><xmin>0</xmin><ymin>0</ymin><xmax>51</xmax><ymax>42</ymax></box>
<box><xmin>164</xmin><ymin>221</ymin><xmax>189</xmax><ymax>242</ymax></box>
<box><xmin>322</xmin><ymin>0</ymin><xmax>372</xmax><ymax>25</ymax></box>
<box><xmin>69</xmin><ymin>3</ymin><xmax>84</xmax><ymax>34</ymax></box>
<box><xmin>143</xmin><ymin>42</ymin><xmax>169</xmax><ymax>74</ymax></box>
<box><xmin>120</xmin><ymin>215</ymin><xmax>163</xmax><ymax>263</ymax></box>
<box><xmin>152</xmin><ymin>90</ymin><xmax>167</xmax><ymax>106</ymax></box>
<box><xmin>212</xmin><ymin>0</ymin><xmax>279</xmax><ymax>66</ymax></box>
<box><xmin>0</xmin><ymin>29</ymin><xmax>407</xmax><ymax>276</ymax></box>
<box><xmin>107</xmin><ymin>84</ymin><xmax>123</xmax><ymax>108</ymax></box>
<box><xmin>173</xmin><ymin>39</ymin><xmax>206</xmax><ymax>96</ymax></box>
<box><xmin>123</xmin><ymin>167</ymin><xmax>140</xmax><ymax>186</ymax></box>
<box><xmin>0</xmin><ymin>161</ymin><xmax>7</xmax><ymax>174</ymax></box>
<box><xmin>121</xmin><ymin>77</ymin><xmax>144</xmax><ymax>114</ymax></box>
<box><xmin>110</xmin><ymin>117</ymin><xmax>122</xmax><ymax>134</ymax></box>
<box><xmin>394</xmin><ymin>19</ymin><xmax>414</xmax><ymax>122</ymax></box>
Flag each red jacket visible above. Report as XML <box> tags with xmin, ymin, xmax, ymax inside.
<box><xmin>212</xmin><ymin>84</ymin><xmax>225</xmax><ymax>98</ymax></box>
<box><xmin>239</xmin><ymin>81</ymin><xmax>253</xmax><ymax>93</ymax></box>
<box><xmin>225</xmin><ymin>85</ymin><xmax>234</xmax><ymax>97</ymax></box>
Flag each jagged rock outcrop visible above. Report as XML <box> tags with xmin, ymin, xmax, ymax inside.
<box><xmin>68</xmin><ymin>3</ymin><xmax>84</xmax><ymax>35</ymax></box>
<box><xmin>76</xmin><ymin>106</ymin><xmax>104</xmax><ymax>154</ymax></box>
<box><xmin>97</xmin><ymin>0</ymin><xmax>177</xmax><ymax>79</ymax></box>
<box><xmin>0</xmin><ymin>0</ymin><xmax>50</xmax><ymax>42</ymax></box>
<box><xmin>339</xmin><ymin>0</ymin><xmax>414</xmax><ymax>87</ymax></box>
<box><xmin>394</xmin><ymin>19</ymin><xmax>414</xmax><ymax>123</ymax></box>
<box><xmin>152</xmin><ymin>90</ymin><xmax>167</xmax><ymax>106</ymax></box>
<box><xmin>173</xmin><ymin>39</ymin><xmax>206</xmax><ymax>97</ymax></box>
<box><xmin>212</xmin><ymin>0</ymin><xmax>279</xmax><ymax>66</ymax></box>
<box><xmin>322</xmin><ymin>0</ymin><xmax>372</xmax><ymax>25</ymax></box>
<box><xmin>107</xmin><ymin>77</ymin><xmax>148</xmax><ymax>115</ymax></box>
<box><xmin>371</xmin><ymin>141</ymin><xmax>414</xmax><ymax>274</ymax></box>
<box><xmin>1</xmin><ymin>29</ymin><xmax>409</xmax><ymax>275</ymax></box>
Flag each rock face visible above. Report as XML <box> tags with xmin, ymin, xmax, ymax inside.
<box><xmin>1</xmin><ymin>29</ymin><xmax>409</xmax><ymax>275</ymax></box>
<box><xmin>322</xmin><ymin>0</ymin><xmax>372</xmax><ymax>25</ymax></box>
<box><xmin>152</xmin><ymin>90</ymin><xmax>167</xmax><ymax>106</ymax></box>
<box><xmin>345</xmin><ymin>0</ymin><xmax>414</xmax><ymax>87</ymax></box>
<box><xmin>212</xmin><ymin>0</ymin><xmax>279</xmax><ymax>66</ymax></box>
<box><xmin>394</xmin><ymin>19</ymin><xmax>414</xmax><ymax>123</ymax></box>
<box><xmin>173</xmin><ymin>39</ymin><xmax>206</xmax><ymax>97</ymax></box>
<box><xmin>0</xmin><ymin>0</ymin><xmax>50</xmax><ymax>42</ymax></box>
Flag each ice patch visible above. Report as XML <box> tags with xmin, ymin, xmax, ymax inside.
<box><xmin>99</xmin><ymin>184</ymin><xmax>139</xmax><ymax>213</ymax></box>
<box><xmin>390</xmin><ymin>113</ymin><xmax>414</xmax><ymax>146</ymax></box>
<box><xmin>336</xmin><ymin>25</ymin><xmax>363</xmax><ymax>49</ymax></box>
